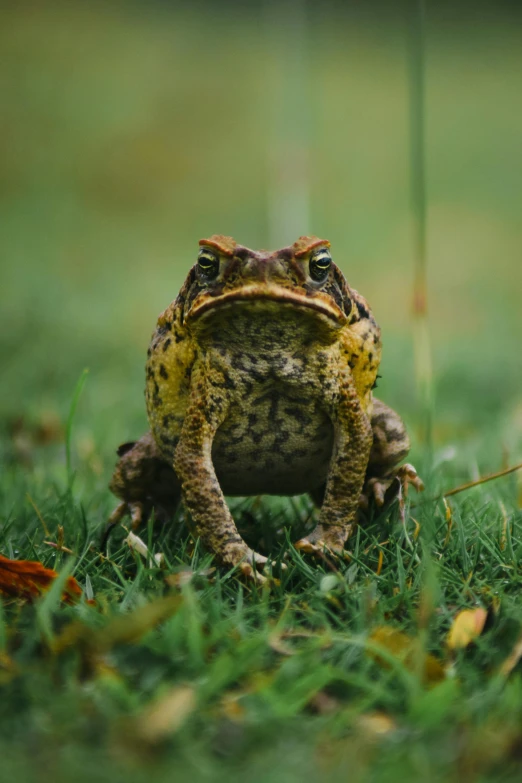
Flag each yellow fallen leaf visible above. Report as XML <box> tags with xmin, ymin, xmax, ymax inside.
<box><xmin>370</xmin><ymin>626</ymin><xmax>412</xmax><ymax>658</ymax></box>
<box><xmin>369</xmin><ymin>626</ymin><xmax>445</xmax><ymax>684</ymax></box>
<box><xmin>53</xmin><ymin>594</ymin><xmax>182</xmax><ymax>654</ymax></box>
<box><xmin>357</xmin><ymin>711</ymin><xmax>397</xmax><ymax>738</ymax></box>
<box><xmin>88</xmin><ymin>594</ymin><xmax>183</xmax><ymax>651</ymax></box>
<box><xmin>220</xmin><ymin>693</ymin><xmax>247</xmax><ymax>722</ymax></box>
<box><xmin>499</xmin><ymin>632</ymin><xmax>522</xmax><ymax>678</ymax></box>
<box><xmin>133</xmin><ymin>685</ymin><xmax>196</xmax><ymax>743</ymax></box>
<box><xmin>0</xmin><ymin>650</ymin><xmax>18</xmax><ymax>685</ymax></box>
<box><xmin>447</xmin><ymin>608</ymin><xmax>488</xmax><ymax>650</ymax></box>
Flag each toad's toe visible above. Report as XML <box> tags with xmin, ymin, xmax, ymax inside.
<box><xmin>365</xmin><ymin>464</ymin><xmax>424</xmax><ymax>509</ymax></box>
<box><xmin>398</xmin><ymin>464</ymin><xmax>425</xmax><ymax>494</ymax></box>
<box><xmin>246</xmin><ymin>550</ymin><xmax>287</xmax><ymax>573</ymax></box>
<box><xmin>239</xmin><ymin>561</ymin><xmax>268</xmax><ymax>585</ymax></box>
<box><xmin>294</xmin><ymin>537</ymin><xmax>348</xmax><ymax>562</ymax></box>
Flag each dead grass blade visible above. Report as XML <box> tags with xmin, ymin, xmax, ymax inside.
<box><xmin>444</xmin><ymin>462</ymin><xmax>522</xmax><ymax>498</ymax></box>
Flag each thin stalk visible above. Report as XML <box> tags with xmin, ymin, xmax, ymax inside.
<box><xmin>265</xmin><ymin>0</ymin><xmax>310</xmax><ymax>246</ymax></box>
<box><xmin>409</xmin><ymin>0</ymin><xmax>433</xmax><ymax>452</ymax></box>
<box><xmin>444</xmin><ymin>462</ymin><xmax>522</xmax><ymax>498</ymax></box>
<box><xmin>65</xmin><ymin>368</ymin><xmax>89</xmax><ymax>484</ymax></box>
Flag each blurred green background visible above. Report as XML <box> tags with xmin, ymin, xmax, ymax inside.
<box><xmin>1</xmin><ymin>0</ymin><xmax>521</xmax><ymax>484</ymax></box>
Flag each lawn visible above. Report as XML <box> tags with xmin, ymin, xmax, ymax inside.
<box><xmin>1</xmin><ymin>3</ymin><xmax>522</xmax><ymax>782</ymax></box>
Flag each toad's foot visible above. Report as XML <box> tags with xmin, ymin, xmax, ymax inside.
<box><xmin>361</xmin><ymin>463</ymin><xmax>424</xmax><ymax>509</ymax></box>
<box><xmin>294</xmin><ymin>535</ymin><xmax>351</xmax><ymax>563</ymax></box>
<box><xmin>236</xmin><ymin>549</ymin><xmax>287</xmax><ymax>586</ymax></box>
<box><xmin>101</xmin><ymin>500</ymin><xmax>148</xmax><ymax>549</ymax></box>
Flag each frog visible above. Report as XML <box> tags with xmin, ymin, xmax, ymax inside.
<box><xmin>107</xmin><ymin>235</ymin><xmax>423</xmax><ymax>581</ymax></box>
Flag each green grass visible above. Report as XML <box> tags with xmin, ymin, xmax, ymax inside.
<box><xmin>1</xmin><ymin>3</ymin><xmax>522</xmax><ymax>782</ymax></box>
<box><xmin>2</xmin><ymin>459</ymin><xmax>522</xmax><ymax>783</ymax></box>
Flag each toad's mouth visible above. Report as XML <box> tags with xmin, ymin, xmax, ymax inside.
<box><xmin>186</xmin><ymin>285</ymin><xmax>346</xmax><ymax>328</ymax></box>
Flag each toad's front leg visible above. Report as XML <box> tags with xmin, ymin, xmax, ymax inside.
<box><xmin>301</xmin><ymin>376</ymin><xmax>373</xmax><ymax>554</ymax></box>
<box><xmin>173</xmin><ymin>368</ymin><xmax>271</xmax><ymax>583</ymax></box>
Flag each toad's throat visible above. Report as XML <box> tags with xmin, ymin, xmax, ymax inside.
<box><xmin>187</xmin><ymin>285</ymin><xmax>346</xmax><ymax>327</ymax></box>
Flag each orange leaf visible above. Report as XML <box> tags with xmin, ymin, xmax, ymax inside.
<box><xmin>447</xmin><ymin>608</ymin><xmax>488</xmax><ymax>650</ymax></box>
<box><xmin>0</xmin><ymin>553</ymin><xmax>82</xmax><ymax>604</ymax></box>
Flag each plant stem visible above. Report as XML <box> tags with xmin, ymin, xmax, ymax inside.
<box><xmin>409</xmin><ymin>0</ymin><xmax>433</xmax><ymax>452</ymax></box>
<box><xmin>66</xmin><ymin>368</ymin><xmax>89</xmax><ymax>484</ymax></box>
<box><xmin>444</xmin><ymin>462</ymin><xmax>522</xmax><ymax>498</ymax></box>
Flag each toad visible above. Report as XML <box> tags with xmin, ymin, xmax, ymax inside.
<box><xmin>107</xmin><ymin>235</ymin><xmax>423</xmax><ymax>580</ymax></box>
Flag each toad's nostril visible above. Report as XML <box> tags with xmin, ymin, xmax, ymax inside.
<box><xmin>241</xmin><ymin>257</ymin><xmax>264</xmax><ymax>280</ymax></box>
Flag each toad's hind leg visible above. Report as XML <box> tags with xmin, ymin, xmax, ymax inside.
<box><xmin>104</xmin><ymin>432</ymin><xmax>181</xmax><ymax>547</ymax></box>
<box><xmin>361</xmin><ymin>398</ymin><xmax>424</xmax><ymax>508</ymax></box>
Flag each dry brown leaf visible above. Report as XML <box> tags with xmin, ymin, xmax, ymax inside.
<box><xmin>447</xmin><ymin>608</ymin><xmax>488</xmax><ymax>650</ymax></box>
<box><xmin>125</xmin><ymin>531</ymin><xmax>164</xmax><ymax>568</ymax></box>
<box><xmin>165</xmin><ymin>566</ymin><xmax>215</xmax><ymax>589</ymax></box>
<box><xmin>308</xmin><ymin>690</ymin><xmax>340</xmax><ymax>715</ymax></box>
<box><xmin>132</xmin><ymin>685</ymin><xmax>196</xmax><ymax>744</ymax></box>
<box><xmin>369</xmin><ymin>625</ymin><xmax>445</xmax><ymax>684</ymax></box>
<box><xmin>0</xmin><ymin>553</ymin><xmax>82</xmax><ymax>604</ymax></box>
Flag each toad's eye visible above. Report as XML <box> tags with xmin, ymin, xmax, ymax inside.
<box><xmin>309</xmin><ymin>248</ymin><xmax>332</xmax><ymax>282</ymax></box>
<box><xmin>197</xmin><ymin>248</ymin><xmax>220</xmax><ymax>279</ymax></box>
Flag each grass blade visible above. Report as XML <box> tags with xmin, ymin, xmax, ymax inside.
<box><xmin>65</xmin><ymin>368</ymin><xmax>89</xmax><ymax>484</ymax></box>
